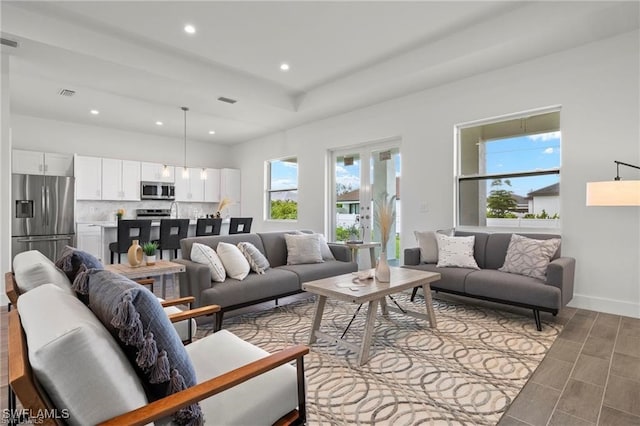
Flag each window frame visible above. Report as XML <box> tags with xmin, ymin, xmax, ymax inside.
<box><xmin>265</xmin><ymin>156</ymin><xmax>298</xmax><ymax>221</ymax></box>
<box><xmin>454</xmin><ymin>106</ymin><xmax>561</xmax><ymax>229</ymax></box>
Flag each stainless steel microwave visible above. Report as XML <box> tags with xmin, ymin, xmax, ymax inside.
<box><xmin>140</xmin><ymin>181</ymin><xmax>175</xmax><ymax>200</ymax></box>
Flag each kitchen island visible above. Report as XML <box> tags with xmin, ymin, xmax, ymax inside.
<box><xmin>77</xmin><ymin>219</ymin><xmax>230</xmax><ymax>264</ymax></box>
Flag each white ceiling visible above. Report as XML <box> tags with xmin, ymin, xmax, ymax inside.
<box><xmin>2</xmin><ymin>1</ymin><xmax>638</xmax><ymax>145</ymax></box>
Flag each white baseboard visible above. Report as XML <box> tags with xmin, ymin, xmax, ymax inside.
<box><xmin>568</xmin><ymin>293</ymin><xmax>640</xmax><ymax>319</ymax></box>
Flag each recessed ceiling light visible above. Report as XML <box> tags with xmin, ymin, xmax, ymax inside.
<box><xmin>155</xmin><ymin>121</ymin><xmax>164</xmax><ymax>126</ymax></box>
<box><xmin>280</xmin><ymin>63</ymin><xmax>290</xmax><ymax>71</ymax></box>
<box><xmin>184</xmin><ymin>24</ymin><xmax>196</xmax><ymax>34</ymax></box>
<box><xmin>90</xmin><ymin>109</ymin><xmax>99</xmax><ymax>115</ymax></box>
<box><xmin>208</xmin><ymin>130</ymin><xmax>216</xmax><ymax>135</ymax></box>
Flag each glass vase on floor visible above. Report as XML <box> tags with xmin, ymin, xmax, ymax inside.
<box><xmin>375</xmin><ymin>251</ymin><xmax>391</xmax><ymax>282</ymax></box>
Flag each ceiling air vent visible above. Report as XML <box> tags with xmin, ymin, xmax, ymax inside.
<box><xmin>58</xmin><ymin>89</ymin><xmax>76</xmax><ymax>97</ymax></box>
<box><xmin>217</xmin><ymin>96</ymin><xmax>237</xmax><ymax>104</ymax></box>
<box><xmin>0</xmin><ymin>38</ymin><xmax>18</xmax><ymax>48</ymax></box>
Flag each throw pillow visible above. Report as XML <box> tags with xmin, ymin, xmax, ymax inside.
<box><xmin>190</xmin><ymin>242</ymin><xmax>226</xmax><ymax>282</ymax></box>
<box><xmin>414</xmin><ymin>231</ymin><xmax>438</xmax><ymax>263</ymax></box>
<box><xmin>316</xmin><ymin>234</ymin><xmax>336</xmax><ymax>261</ymax></box>
<box><xmin>12</xmin><ymin>250</ymin><xmax>73</xmax><ymax>295</ymax></box>
<box><xmin>284</xmin><ymin>233</ymin><xmax>324</xmax><ymax>265</ymax></box>
<box><xmin>216</xmin><ymin>242</ymin><xmax>251</xmax><ymax>280</ymax></box>
<box><xmin>237</xmin><ymin>242</ymin><xmax>270</xmax><ymax>274</ymax></box>
<box><xmin>436</xmin><ymin>234</ymin><xmax>480</xmax><ymax>269</ymax></box>
<box><xmin>499</xmin><ymin>234</ymin><xmax>561</xmax><ymax>280</ymax></box>
<box><xmin>86</xmin><ymin>269</ymin><xmax>202</xmax><ymax>425</ymax></box>
<box><xmin>55</xmin><ymin>245</ymin><xmax>103</xmax><ymax>283</ymax></box>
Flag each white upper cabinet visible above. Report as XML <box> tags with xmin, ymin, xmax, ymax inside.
<box><xmin>75</xmin><ymin>155</ymin><xmax>102</xmax><ymax>200</ymax></box>
<box><xmin>141</xmin><ymin>162</ymin><xmax>174</xmax><ymax>183</ymax></box>
<box><xmin>175</xmin><ymin>167</ymin><xmax>205</xmax><ymax>202</ymax></box>
<box><xmin>102</xmin><ymin>158</ymin><xmax>140</xmax><ymax>201</ymax></box>
<box><xmin>13</xmin><ymin>149</ymin><xmax>74</xmax><ymax>176</ymax></box>
<box><xmin>203</xmin><ymin>168</ymin><xmax>221</xmax><ymax>202</ymax></box>
<box><xmin>220</xmin><ymin>168</ymin><xmax>241</xmax><ymax>216</ymax></box>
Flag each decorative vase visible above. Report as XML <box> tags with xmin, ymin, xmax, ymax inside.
<box><xmin>145</xmin><ymin>254</ymin><xmax>156</xmax><ymax>266</ymax></box>
<box><xmin>127</xmin><ymin>240</ymin><xmax>143</xmax><ymax>267</ymax></box>
<box><xmin>375</xmin><ymin>251</ymin><xmax>391</xmax><ymax>282</ymax></box>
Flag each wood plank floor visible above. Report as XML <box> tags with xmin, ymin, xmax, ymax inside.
<box><xmin>2</xmin><ymin>281</ymin><xmax>639</xmax><ymax>425</ymax></box>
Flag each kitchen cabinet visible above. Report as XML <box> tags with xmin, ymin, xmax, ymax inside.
<box><xmin>13</xmin><ymin>149</ymin><xmax>74</xmax><ymax>176</ymax></box>
<box><xmin>76</xmin><ymin>223</ymin><xmax>103</xmax><ymax>261</ymax></box>
<box><xmin>220</xmin><ymin>168</ymin><xmax>241</xmax><ymax>216</ymax></box>
<box><xmin>75</xmin><ymin>155</ymin><xmax>103</xmax><ymax>200</ymax></box>
<box><xmin>203</xmin><ymin>168</ymin><xmax>221</xmax><ymax>202</ymax></box>
<box><xmin>102</xmin><ymin>158</ymin><xmax>140</xmax><ymax>201</ymax></box>
<box><xmin>141</xmin><ymin>162</ymin><xmax>175</xmax><ymax>183</ymax></box>
<box><xmin>175</xmin><ymin>167</ymin><xmax>205</xmax><ymax>202</ymax></box>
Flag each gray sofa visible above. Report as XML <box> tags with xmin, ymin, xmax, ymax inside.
<box><xmin>176</xmin><ymin>231</ymin><xmax>358</xmax><ymax>330</ymax></box>
<box><xmin>403</xmin><ymin>231</ymin><xmax>576</xmax><ymax>330</ymax></box>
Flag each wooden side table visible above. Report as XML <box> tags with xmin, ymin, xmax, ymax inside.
<box><xmin>341</xmin><ymin>241</ymin><xmax>381</xmax><ymax>269</ymax></box>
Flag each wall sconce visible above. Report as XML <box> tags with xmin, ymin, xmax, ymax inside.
<box><xmin>586</xmin><ymin>160</ymin><xmax>640</xmax><ymax>206</ymax></box>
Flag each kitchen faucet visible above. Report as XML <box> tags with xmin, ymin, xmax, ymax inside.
<box><xmin>169</xmin><ymin>201</ymin><xmax>179</xmax><ymax>218</ymax></box>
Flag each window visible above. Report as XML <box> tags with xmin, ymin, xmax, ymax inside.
<box><xmin>456</xmin><ymin>109</ymin><xmax>561</xmax><ymax>228</ymax></box>
<box><xmin>266</xmin><ymin>157</ymin><xmax>298</xmax><ymax>220</ymax></box>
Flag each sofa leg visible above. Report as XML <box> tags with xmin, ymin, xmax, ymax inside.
<box><xmin>533</xmin><ymin>309</ymin><xmax>542</xmax><ymax>331</ymax></box>
<box><xmin>214</xmin><ymin>311</ymin><xmax>224</xmax><ymax>332</ymax></box>
<box><xmin>410</xmin><ymin>286</ymin><xmax>419</xmax><ymax>302</ymax></box>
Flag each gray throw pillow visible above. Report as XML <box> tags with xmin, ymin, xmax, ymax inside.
<box><xmin>86</xmin><ymin>269</ymin><xmax>202</xmax><ymax>425</ymax></box>
<box><xmin>499</xmin><ymin>234</ymin><xmax>561</xmax><ymax>281</ymax></box>
<box><xmin>237</xmin><ymin>242</ymin><xmax>270</xmax><ymax>274</ymax></box>
<box><xmin>284</xmin><ymin>233</ymin><xmax>324</xmax><ymax>265</ymax></box>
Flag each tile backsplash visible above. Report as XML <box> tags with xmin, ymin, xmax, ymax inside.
<box><xmin>77</xmin><ymin>200</ymin><xmax>219</xmax><ymax>222</ymax></box>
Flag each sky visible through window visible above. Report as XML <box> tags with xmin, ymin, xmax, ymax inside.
<box><xmin>485</xmin><ymin>131</ymin><xmax>560</xmax><ymax>197</ymax></box>
<box><xmin>270</xmin><ymin>160</ymin><xmax>298</xmax><ymax>191</ymax></box>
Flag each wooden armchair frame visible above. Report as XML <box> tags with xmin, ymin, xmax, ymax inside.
<box><xmin>9</xmin><ymin>302</ymin><xmax>309</xmax><ymax>426</ymax></box>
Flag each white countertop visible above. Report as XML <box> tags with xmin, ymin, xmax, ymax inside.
<box><xmin>77</xmin><ymin>219</ymin><xmax>229</xmax><ymax>228</ymax></box>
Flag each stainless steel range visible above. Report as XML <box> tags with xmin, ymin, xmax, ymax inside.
<box><xmin>135</xmin><ymin>208</ymin><xmax>171</xmax><ymax>220</ymax></box>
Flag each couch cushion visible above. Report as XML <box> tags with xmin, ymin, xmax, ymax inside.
<box><xmin>184</xmin><ymin>330</ymin><xmax>298</xmax><ymax>425</ymax></box>
<box><xmin>180</xmin><ymin>234</ymin><xmax>266</xmax><ymax>262</ymax></box>
<box><xmin>436</xmin><ymin>234</ymin><xmax>480</xmax><ymax>269</ymax></box>
<box><xmin>12</xmin><ymin>250</ymin><xmax>73</xmax><ymax>295</ymax></box>
<box><xmin>464</xmin><ymin>269</ymin><xmax>562</xmax><ymax>310</ymax></box>
<box><xmin>201</xmin><ymin>268</ymin><xmax>301</xmax><ymax>309</ymax></box>
<box><xmin>402</xmin><ymin>264</ymin><xmax>473</xmax><ymax>293</ymax></box>
<box><xmin>484</xmin><ymin>233</ymin><xmax>561</xmax><ymax>270</ymax></box>
<box><xmin>279</xmin><ymin>259</ymin><xmax>358</xmax><ymax>283</ymax></box>
<box><xmin>499</xmin><ymin>234</ymin><xmax>561</xmax><ymax>280</ymax></box>
<box><xmin>86</xmin><ymin>270</ymin><xmax>201</xmax><ymax>424</ymax></box>
<box><xmin>190</xmin><ymin>242</ymin><xmax>226</xmax><ymax>282</ymax></box>
<box><xmin>238</xmin><ymin>242</ymin><xmax>270</xmax><ymax>274</ymax></box>
<box><xmin>17</xmin><ymin>284</ymin><xmax>148</xmax><ymax>426</ymax></box>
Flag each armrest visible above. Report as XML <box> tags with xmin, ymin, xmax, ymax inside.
<box><xmin>546</xmin><ymin>257</ymin><xmax>576</xmax><ymax>306</ymax></box>
<box><xmin>5</xmin><ymin>272</ymin><xmax>19</xmax><ymax>306</ymax></box>
<box><xmin>168</xmin><ymin>305</ymin><xmax>220</xmax><ymax>323</ymax></box>
<box><xmin>98</xmin><ymin>344</ymin><xmax>310</xmax><ymax>426</ymax></box>
<box><xmin>404</xmin><ymin>248</ymin><xmax>421</xmax><ymax>265</ymax></box>
<box><xmin>161</xmin><ymin>296</ymin><xmax>195</xmax><ymax>308</ymax></box>
<box><xmin>328</xmin><ymin>243</ymin><xmax>351</xmax><ymax>263</ymax></box>
<box><xmin>172</xmin><ymin>259</ymin><xmax>213</xmax><ymax>308</ymax></box>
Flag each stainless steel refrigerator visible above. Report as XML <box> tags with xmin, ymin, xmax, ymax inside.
<box><xmin>12</xmin><ymin>174</ymin><xmax>75</xmax><ymax>262</ymax></box>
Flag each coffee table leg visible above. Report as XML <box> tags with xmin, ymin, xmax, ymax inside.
<box><xmin>422</xmin><ymin>283</ymin><xmax>437</xmax><ymax>328</ymax></box>
<box><xmin>358</xmin><ymin>299</ymin><xmax>379</xmax><ymax>365</ymax></box>
<box><xmin>309</xmin><ymin>295</ymin><xmax>327</xmax><ymax>344</ymax></box>
<box><xmin>379</xmin><ymin>296</ymin><xmax>389</xmax><ymax>317</ymax></box>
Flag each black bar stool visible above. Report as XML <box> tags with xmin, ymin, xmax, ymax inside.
<box><xmin>228</xmin><ymin>217</ymin><xmax>253</xmax><ymax>234</ymax></box>
<box><xmin>109</xmin><ymin>220</ymin><xmax>152</xmax><ymax>264</ymax></box>
<box><xmin>195</xmin><ymin>218</ymin><xmax>222</xmax><ymax>236</ymax></box>
<box><xmin>156</xmin><ymin>219</ymin><xmax>190</xmax><ymax>259</ymax></box>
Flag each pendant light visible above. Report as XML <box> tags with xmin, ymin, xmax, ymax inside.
<box><xmin>181</xmin><ymin>106</ymin><xmax>189</xmax><ymax>179</ymax></box>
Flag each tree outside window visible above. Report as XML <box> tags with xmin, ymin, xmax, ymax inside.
<box><xmin>267</xmin><ymin>157</ymin><xmax>298</xmax><ymax>220</ymax></box>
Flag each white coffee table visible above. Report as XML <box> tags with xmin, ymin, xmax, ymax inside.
<box><xmin>302</xmin><ymin>267</ymin><xmax>441</xmax><ymax>365</ymax></box>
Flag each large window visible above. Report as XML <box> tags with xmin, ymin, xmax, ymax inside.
<box><xmin>266</xmin><ymin>157</ymin><xmax>298</xmax><ymax>220</ymax></box>
<box><xmin>457</xmin><ymin>110</ymin><xmax>561</xmax><ymax>228</ymax></box>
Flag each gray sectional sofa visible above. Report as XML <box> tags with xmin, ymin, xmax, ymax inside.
<box><xmin>403</xmin><ymin>231</ymin><xmax>576</xmax><ymax>330</ymax></box>
<box><xmin>176</xmin><ymin>231</ymin><xmax>358</xmax><ymax>330</ymax></box>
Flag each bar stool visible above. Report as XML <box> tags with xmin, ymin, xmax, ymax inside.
<box><xmin>228</xmin><ymin>217</ymin><xmax>253</xmax><ymax>234</ymax></box>
<box><xmin>109</xmin><ymin>220</ymin><xmax>152</xmax><ymax>264</ymax></box>
<box><xmin>156</xmin><ymin>219</ymin><xmax>190</xmax><ymax>259</ymax></box>
<box><xmin>195</xmin><ymin>218</ymin><xmax>222</xmax><ymax>236</ymax></box>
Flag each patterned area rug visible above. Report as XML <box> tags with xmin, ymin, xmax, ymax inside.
<box><xmin>196</xmin><ymin>294</ymin><xmax>562</xmax><ymax>425</ymax></box>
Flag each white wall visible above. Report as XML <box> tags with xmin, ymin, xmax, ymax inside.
<box><xmin>232</xmin><ymin>31</ymin><xmax>640</xmax><ymax>318</ymax></box>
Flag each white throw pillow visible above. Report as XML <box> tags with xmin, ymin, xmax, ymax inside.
<box><xmin>284</xmin><ymin>233</ymin><xmax>324</xmax><ymax>265</ymax></box>
<box><xmin>190</xmin><ymin>243</ymin><xmax>226</xmax><ymax>282</ymax></box>
<box><xmin>216</xmin><ymin>242</ymin><xmax>250</xmax><ymax>280</ymax></box>
<box><xmin>237</xmin><ymin>242</ymin><xmax>270</xmax><ymax>274</ymax></box>
<box><xmin>436</xmin><ymin>234</ymin><xmax>480</xmax><ymax>269</ymax></box>
<box><xmin>499</xmin><ymin>234</ymin><xmax>561</xmax><ymax>280</ymax></box>
<box><xmin>414</xmin><ymin>231</ymin><xmax>438</xmax><ymax>263</ymax></box>
<box><xmin>316</xmin><ymin>234</ymin><xmax>336</xmax><ymax>260</ymax></box>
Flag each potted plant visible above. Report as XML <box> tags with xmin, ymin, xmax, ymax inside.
<box><xmin>142</xmin><ymin>241</ymin><xmax>158</xmax><ymax>266</ymax></box>
<box><xmin>345</xmin><ymin>223</ymin><xmax>362</xmax><ymax>243</ymax></box>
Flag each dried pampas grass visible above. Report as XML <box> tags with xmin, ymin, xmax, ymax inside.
<box><xmin>374</xmin><ymin>192</ymin><xmax>396</xmax><ymax>249</ymax></box>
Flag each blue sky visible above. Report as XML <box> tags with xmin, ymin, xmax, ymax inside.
<box><xmin>270</xmin><ymin>159</ymin><xmax>298</xmax><ymax>191</ymax></box>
